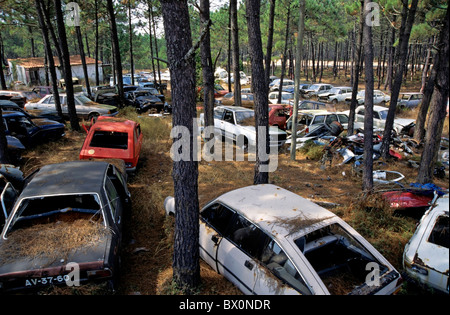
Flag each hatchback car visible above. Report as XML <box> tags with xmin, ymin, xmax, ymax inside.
<box><xmin>318</xmin><ymin>87</ymin><xmax>353</xmax><ymax>104</ymax></box>
<box><xmin>79</xmin><ymin>117</ymin><xmax>143</xmax><ymax>173</ymax></box>
<box><xmin>0</xmin><ymin>161</ymin><xmax>130</xmax><ymax>293</ymax></box>
<box><xmin>216</xmin><ymin>92</ymin><xmax>255</xmax><ymax>108</ymax></box>
<box><xmin>25</xmin><ymin>93</ymin><xmax>119</xmax><ymax>121</ymax></box>
<box><xmin>268</xmin><ymin>91</ymin><xmax>294</xmax><ymax>104</ymax></box>
<box><xmin>302</xmin><ymin>84</ymin><xmax>334</xmax><ymax>99</ymax></box>
<box><xmin>353</xmin><ymin>105</ymin><xmax>415</xmax><ymax>134</ymax></box>
<box><xmin>286</xmin><ymin>110</ymin><xmax>349</xmax><ymax>134</ymax></box>
<box><xmin>397</xmin><ymin>92</ymin><xmax>423</xmax><ymax>109</ymax></box>
<box><xmin>165</xmin><ymin>184</ymin><xmax>402</xmax><ymax>295</ymax></box>
<box><xmin>403</xmin><ymin>193</ymin><xmax>449</xmax><ymax>294</ymax></box>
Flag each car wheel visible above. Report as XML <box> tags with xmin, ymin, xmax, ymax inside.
<box><xmin>88</xmin><ymin>113</ymin><xmax>99</xmax><ymax>123</ymax></box>
<box><xmin>380</xmin><ymin>101</ymin><xmax>386</xmax><ymax>107</ymax></box>
<box><xmin>332</xmin><ymin>99</ymin><xmax>338</xmax><ymax>105</ymax></box>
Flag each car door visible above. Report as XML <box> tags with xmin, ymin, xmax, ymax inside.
<box><xmin>416</xmin><ymin>213</ymin><xmax>449</xmax><ymax>292</ymax></box>
<box><xmin>222</xmin><ymin>109</ymin><xmax>236</xmax><ymax>141</ymax></box>
<box><xmin>215</xmin><ymin>214</ymin><xmax>267</xmax><ymax>295</ymax></box>
<box><xmin>199</xmin><ymin>203</ymin><xmax>235</xmax><ymax>273</ymax></box>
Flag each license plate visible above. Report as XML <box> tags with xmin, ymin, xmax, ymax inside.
<box><xmin>25</xmin><ymin>275</ymin><xmax>69</xmax><ymax>287</ymax></box>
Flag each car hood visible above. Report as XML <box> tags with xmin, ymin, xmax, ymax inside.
<box><xmin>31</xmin><ymin>118</ymin><xmax>65</xmax><ymax>128</ymax></box>
<box><xmin>394</xmin><ymin>118</ymin><xmax>415</xmax><ymax>127</ymax></box>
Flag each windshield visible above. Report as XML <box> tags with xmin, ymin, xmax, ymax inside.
<box><xmin>328</xmin><ymin>88</ymin><xmax>340</xmax><ymax>94</ymax></box>
<box><xmin>4</xmin><ymin>194</ymin><xmax>102</xmax><ymax>238</ymax></box>
<box><xmin>357</xmin><ymin>90</ymin><xmax>365</xmax><ymax>97</ymax></box>
<box><xmin>309</xmin><ymin>84</ymin><xmax>320</xmax><ymax>90</ymax></box>
<box><xmin>76</xmin><ymin>94</ymin><xmax>95</xmax><ymax>104</ymax></box>
<box><xmin>294</xmin><ymin>223</ymin><xmax>388</xmax><ymax>295</ymax></box>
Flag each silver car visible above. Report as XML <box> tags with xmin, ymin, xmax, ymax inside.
<box><xmin>25</xmin><ymin>93</ymin><xmax>119</xmax><ymax>121</ymax></box>
<box><xmin>165</xmin><ymin>184</ymin><xmax>403</xmax><ymax>295</ymax></box>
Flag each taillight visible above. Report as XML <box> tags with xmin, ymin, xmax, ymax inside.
<box><xmin>87</xmin><ymin>268</ymin><xmax>112</xmax><ymax>279</ymax></box>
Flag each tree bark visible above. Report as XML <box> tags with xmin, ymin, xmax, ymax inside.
<box><xmin>54</xmin><ymin>0</ymin><xmax>80</xmax><ymax>131</ymax></box>
<box><xmin>417</xmin><ymin>6</ymin><xmax>449</xmax><ymax>184</ymax></box>
<box><xmin>246</xmin><ymin>0</ymin><xmax>269</xmax><ymax>185</ymax></box>
<box><xmin>35</xmin><ymin>0</ymin><xmax>63</xmax><ymax>119</ymax></box>
<box><xmin>380</xmin><ymin>0</ymin><xmax>419</xmax><ymax>160</ymax></box>
<box><xmin>230</xmin><ymin>0</ymin><xmax>241</xmax><ymax>106</ymax></box>
<box><xmin>160</xmin><ymin>0</ymin><xmax>200</xmax><ymax>293</ymax></box>
<box><xmin>75</xmin><ymin>24</ymin><xmax>91</xmax><ymax>98</ymax></box>
<box><xmin>277</xmin><ymin>3</ymin><xmax>291</xmax><ymax>103</ymax></box>
<box><xmin>264</xmin><ymin>0</ymin><xmax>276</xmax><ymax>88</ymax></box>
<box><xmin>106</xmin><ymin>0</ymin><xmax>125</xmax><ymax>106</ymax></box>
<box><xmin>200</xmin><ymin>0</ymin><xmax>215</xmax><ymax>142</ymax></box>
<box><xmin>362</xmin><ymin>0</ymin><xmax>374</xmax><ymax>192</ymax></box>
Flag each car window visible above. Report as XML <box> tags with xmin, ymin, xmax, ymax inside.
<box><xmin>356</xmin><ymin>108</ymin><xmax>364</xmax><ymax>115</ymax></box>
<box><xmin>312</xmin><ymin>115</ymin><xmax>325</xmax><ymax>124</ymax></box>
<box><xmin>261</xmin><ymin>239</ymin><xmax>312</xmax><ymax>295</ymax></box>
<box><xmin>105</xmin><ymin>177</ymin><xmax>119</xmax><ymax>218</ymax></box>
<box><xmin>200</xmin><ymin>203</ymin><xmax>234</xmax><ymax>235</ymax></box>
<box><xmin>373</xmin><ymin>112</ymin><xmax>381</xmax><ymax>120</ymax></box>
<box><xmin>223</xmin><ymin>110</ymin><xmax>235</xmax><ymax>124</ymax></box>
<box><xmin>214</xmin><ymin>108</ymin><xmax>224</xmax><ymax>119</ymax></box>
<box><xmin>90</xmin><ymin>131</ymin><xmax>128</xmax><ymax>150</ymax></box>
<box><xmin>427</xmin><ymin>215</ymin><xmax>449</xmax><ymax>248</ymax></box>
<box><xmin>325</xmin><ymin>114</ymin><xmax>338</xmax><ymax>125</ymax></box>
<box><xmin>227</xmin><ymin>214</ymin><xmax>269</xmax><ymax>259</ymax></box>
<box><xmin>337</xmin><ymin>114</ymin><xmax>349</xmax><ymax>124</ymax></box>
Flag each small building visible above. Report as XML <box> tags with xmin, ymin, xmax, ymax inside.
<box><xmin>7</xmin><ymin>55</ymin><xmax>103</xmax><ymax>86</ymax></box>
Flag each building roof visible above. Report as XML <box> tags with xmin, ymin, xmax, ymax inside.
<box><xmin>8</xmin><ymin>55</ymin><xmax>102</xmax><ymax>69</ymax></box>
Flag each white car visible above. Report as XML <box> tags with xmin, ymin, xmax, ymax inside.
<box><xmin>318</xmin><ymin>86</ymin><xmax>353</xmax><ymax>104</ymax></box>
<box><xmin>165</xmin><ymin>184</ymin><xmax>403</xmax><ymax>295</ymax></box>
<box><xmin>303</xmin><ymin>83</ymin><xmax>334</xmax><ymax>98</ymax></box>
<box><xmin>25</xmin><ymin>93</ymin><xmax>119</xmax><ymax>121</ymax></box>
<box><xmin>353</xmin><ymin>105</ymin><xmax>415</xmax><ymax>134</ymax></box>
<box><xmin>345</xmin><ymin>90</ymin><xmax>391</xmax><ymax>106</ymax></box>
<box><xmin>200</xmin><ymin>106</ymin><xmax>287</xmax><ymax>150</ymax></box>
<box><xmin>403</xmin><ymin>193</ymin><xmax>449</xmax><ymax>294</ymax></box>
<box><xmin>268</xmin><ymin>91</ymin><xmax>294</xmax><ymax>104</ymax></box>
<box><xmin>269</xmin><ymin>79</ymin><xmax>295</xmax><ymax>92</ymax></box>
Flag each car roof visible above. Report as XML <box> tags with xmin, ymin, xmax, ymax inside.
<box><xmin>20</xmin><ymin>161</ymin><xmax>110</xmax><ymax>199</ymax></box>
<box><xmin>1</xmin><ymin>110</ymin><xmax>26</xmax><ymax>118</ymax></box>
<box><xmin>0</xmin><ymin>100</ymin><xmax>21</xmax><ymax>107</ymax></box>
<box><xmin>216</xmin><ymin>105</ymin><xmax>253</xmax><ymax>112</ymax></box>
<box><xmin>92</xmin><ymin>118</ymin><xmax>138</xmax><ymax>132</ymax></box>
<box><xmin>212</xmin><ymin>184</ymin><xmax>336</xmax><ymax>239</ymax></box>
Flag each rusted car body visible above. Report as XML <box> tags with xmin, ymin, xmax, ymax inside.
<box><xmin>403</xmin><ymin>193</ymin><xmax>449</xmax><ymax>294</ymax></box>
<box><xmin>0</xmin><ymin>161</ymin><xmax>130</xmax><ymax>293</ymax></box>
<box><xmin>79</xmin><ymin>117</ymin><xmax>143</xmax><ymax>173</ymax></box>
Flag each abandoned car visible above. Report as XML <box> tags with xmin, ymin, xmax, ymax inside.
<box><xmin>124</xmin><ymin>90</ymin><xmax>166</xmax><ymax>113</ymax></box>
<box><xmin>403</xmin><ymin>193</ymin><xmax>449</xmax><ymax>294</ymax></box>
<box><xmin>165</xmin><ymin>184</ymin><xmax>403</xmax><ymax>295</ymax></box>
<box><xmin>352</xmin><ymin>105</ymin><xmax>415</xmax><ymax>134</ymax></box>
<box><xmin>2</xmin><ymin>110</ymin><xmax>65</xmax><ymax>148</ymax></box>
<box><xmin>0</xmin><ymin>161</ymin><xmax>130</xmax><ymax>293</ymax></box>
<box><xmin>79</xmin><ymin>117</ymin><xmax>143</xmax><ymax>173</ymax></box>
<box><xmin>200</xmin><ymin>106</ymin><xmax>287</xmax><ymax>151</ymax></box>
<box><xmin>24</xmin><ymin>93</ymin><xmax>119</xmax><ymax>121</ymax></box>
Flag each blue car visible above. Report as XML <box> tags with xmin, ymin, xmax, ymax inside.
<box><xmin>2</xmin><ymin>111</ymin><xmax>65</xmax><ymax>148</ymax></box>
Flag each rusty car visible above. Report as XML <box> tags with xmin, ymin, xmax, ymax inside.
<box><xmin>0</xmin><ymin>161</ymin><xmax>131</xmax><ymax>293</ymax></box>
<box><xmin>165</xmin><ymin>184</ymin><xmax>403</xmax><ymax>295</ymax></box>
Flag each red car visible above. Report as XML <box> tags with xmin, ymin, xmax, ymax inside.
<box><xmin>269</xmin><ymin>104</ymin><xmax>292</xmax><ymax>130</ymax></box>
<box><xmin>79</xmin><ymin>117</ymin><xmax>143</xmax><ymax>173</ymax></box>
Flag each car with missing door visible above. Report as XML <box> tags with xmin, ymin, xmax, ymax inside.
<box><xmin>0</xmin><ymin>161</ymin><xmax>130</xmax><ymax>293</ymax></box>
<box><xmin>165</xmin><ymin>184</ymin><xmax>403</xmax><ymax>295</ymax></box>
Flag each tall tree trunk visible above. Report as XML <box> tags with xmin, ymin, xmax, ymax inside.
<box><xmin>380</xmin><ymin>0</ymin><xmax>419</xmax><ymax>159</ymax></box>
<box><xmin>290</xmin><ymin>0</ymin><xmax>306</xmax><ymax>161</ymax></box>
<box><xmin>160</xmin><ymin>0</ymin><xmax>200</xmax><ymax>293</ymax></box>
<box><xmin>95</xmin><ymin>0</ymin><xmax>100</xmax><ymax>86</ymax></box>
<box><xmin>147</xmin><ymin>0</ymin><xmax>157</xmax><ymax>85</ymax></box>
<box><xmin>54</xmin><ymin>0</ymin><xmax>80</xmax><ymax>131</ymax></box>
<box><xmin>106</xmin><ymin>0</ymin><xmax>125</xmax><ymax>106</ymax></box>
<box><xmin>264</xmin><ymin>0</ymin><xmax>276</xmax><ymax>88</ymax></box>
<box><xmin>246</xmin><ymin>0</ymin><xmax>269</xmax><ymax>185</ymax></box>
<box><xmin>200</xmin><ymin>0</ymin><xmax>215</xmax><ymax>142</ymax></box>
<box><xmin>347</xmin><ymin>1</ymin><xmax>364</xmax><ymax>136</ymax></box>
<box><xmin>230</xmin><ymin>0</ymin><xmax>241</xmax><ymax>106</ymax></box>
<box><xmin>42</xmin><ymin>0</ymin><xmax>65</xmax><ymax>79</ymax></box>
<box><xmin>417</xmin><ymin>6</ymin><xmax>449</xmax><ymax>184</ymax></box>
<box><xmin>0</xmin><ymin>33</ymin><xmax>7</xmax><ymax>90</ymax></box>
<box><xmin>75</xmin><ymin>25</ymin><xmax>91</xmax><ymax>98</ymax></box>
<box><xmin>362</xmin><ymin>0</ymin><xmax>374</xmax><ymax>192</ymax></box>
<box><xmin>128</xmin><ymin>0</ymin><xmax>135</xmax><ymax>85</ymax></box>
<box><xmin>36</xmin><ymin>0</ymin><xmax>63</xmax><ymax>119</ymax></box>
<box><xmin>384</xmin><ymin>15</ymin><xmax>396</xmax><ymax>92</ymax></box>
<box><xmin>278</xmin><ymin>3</ymin><xmax>291</xmax><ymax>103</ymax></box>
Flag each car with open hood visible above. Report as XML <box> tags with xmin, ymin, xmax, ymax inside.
<box><xmin>165</xmin><ymin>184</ymin><xmax>403</xmax><ymax>295</ymax></box>
<box><xmin>0</xmin><ymin>161</ymin><xmax>130</xmax><ymax>293</ymax></box>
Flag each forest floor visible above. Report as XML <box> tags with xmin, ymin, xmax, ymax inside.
<box><xmin>17</xmin><ymin>73</ymin><xmax>449</xmax><ymax>295</ymax></box>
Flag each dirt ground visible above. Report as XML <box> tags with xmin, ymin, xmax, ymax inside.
<box><xmin>16</xmin><ymin>104</ymin><xmax>449</xmax><ymax>295</ymax></box>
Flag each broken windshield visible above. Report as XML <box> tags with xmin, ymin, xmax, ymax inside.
<box><xmin>294</xmin><ymin>223</ymin><xmax>388</xmax><ymax>295</ymax></box>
